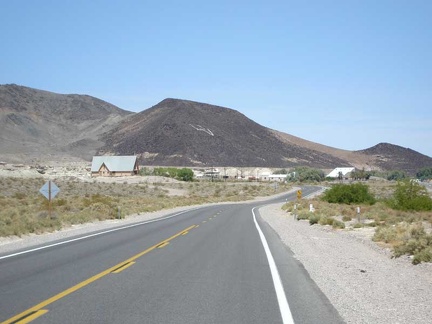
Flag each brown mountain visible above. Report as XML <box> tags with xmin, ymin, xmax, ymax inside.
<box><xmin>356</xmin><ymin>143</ymin><xmax>432</xmax><ymax>175</ymax></box>
<box><xmin>99</xmin><ymin>98</ymin><xmax>350</xmax><ymax>168</ymax></box>
<box><xmin>0</xmin><ymin>84</ymin><xmax>132</xmax><ymax>161</ymax></box>
<box><xmin>1</xmin><ymin>84</ymin><xmax>431</xmax><ymax>174</ymax></box>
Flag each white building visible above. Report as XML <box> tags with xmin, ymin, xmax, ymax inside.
<box><xmin>326</xmin><ymin>167</ymin><xmax>355</xmax><ymax>178</ymax></box>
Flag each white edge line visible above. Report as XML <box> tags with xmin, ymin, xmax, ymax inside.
<box><xmin>0</xmin><ymin>207</ymin><xmax>202</xmax><ymax>260</ymax></box>
<box><xmin>252</xmin><ymin>206</ymin><xmax>295</xmax><ymax>324</ymax></box>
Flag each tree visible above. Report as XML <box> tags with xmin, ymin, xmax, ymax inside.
<box><xmin>177</xmin><ymin>168</ymin><xmax>194</xmax><ymax>182</ymax></box>
<box><xmin>288</xmin><ymin>167</ymin><xmax>325</xmax><ymax>182</ymax></box>
<box><xmin>153</xmin><ymin>167</ymin><xmax>194</xmax><ymax>181</ymax></box>
<box><xmin>417</xmin><ymin>167</ymin><xmax>432</xmax><ymax>181</ymax></box>
<box><xmin>387</xmin><ymin>170</ymin><xmax>407</xmax><ymax>181</ymax></box>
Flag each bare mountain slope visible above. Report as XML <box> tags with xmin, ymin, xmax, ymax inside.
<box><xmin>270</xmin><ymin>130</ymin><xmax>378</xmax><ymax>170</ymax></box>
<box><xmin>1</xmin><ymin>85</ymin><xmax>430</xmax><ymax>174</ymax></box>
<box><xmin>357</xmin><ymin>143</ymin><xmax>432</xmax><ymax>175</ymax></box>
<box><xmin>0</xmin><ymin>84</ymin><xmax>132</xmax><ymax>162</ymax></box>
<box><xmin>100</xmin><ymin>98</ymin><xmax>351</xmax><ymax>168</ymax></box>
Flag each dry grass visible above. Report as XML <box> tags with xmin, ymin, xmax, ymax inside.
<box><xmin>0</xmin><ymin>177</ymin><xmax>291</xmax><ymax>237</ymax></box>
<box><xmin>283</xmin><ymin>180</ymin><xmax>432</xmax><ymax>264</ymax></box>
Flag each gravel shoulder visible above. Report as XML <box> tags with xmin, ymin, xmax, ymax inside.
<box><xmin>260</xmin><ymin>202</ymin><xmax>432</xmax><ymax>324</ymax></box>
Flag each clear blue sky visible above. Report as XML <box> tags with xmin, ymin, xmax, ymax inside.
<box><xmin>2</xmin><ymin>0</ymin><xmax>431</xmax><ymax>157</ymax></box>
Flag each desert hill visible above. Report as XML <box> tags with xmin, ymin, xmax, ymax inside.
<box><xmin>0</xmin><ymin>84</ymin><xmax>132</xmax><ymax>161</ymax></box>
<box><xmin>357</xmin><ymin>143</ymin><xmax>432</xmax><ymax>175</ymax></box>
<box><xmin>100</xmin><ymin>98</ymin><xmax>349</xmax><ymax>168</ymax></box>
<box><xmin>1</xmin><ymin>84</ymin><xmax>431</xmax><ymax>174</ymax></box>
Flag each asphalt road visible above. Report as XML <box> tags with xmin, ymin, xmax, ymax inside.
<box><xmin>0</xmin><ymin>186</ymin><xmax>344</xmax><ymax>324</ymax></box>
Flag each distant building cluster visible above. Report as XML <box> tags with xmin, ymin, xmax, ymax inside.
<box><xmin>193</xmin><ymin>168</ymin><xmax>289</xmax><ymax>182</ymax></box>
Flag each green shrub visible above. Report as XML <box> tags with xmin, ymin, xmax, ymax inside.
<box><xmin>412</xmin><ymin>248</ymin><xmax>432</xmax><ymax>264</ymax></box>
<box><xmin>153</xmin><ymin>167</ymin><xmax>194</xmax><ymax>181</ymax></box>
<box><xmin>332</xmin><ymin>219</ymin><xmax>346</xmax><ymax>229</ymax></box>
<box><xmin>416</xmin><ymin>167</ymin><xmax>432</xmax><ymax>181</ymax></box>
<box><xmin>322</xmin><ymin>183</ymin><xmax>376</xmax><ymax>205</ymax></box>
<box><xmin>387</xmin><ymin>180</ymin><xmax>432</xmax><ymax>211</ymax></box>
<box><xmin>287</xmin><ymin>167</ymin><xmax>325</xmax><ymax>182</ymax></box>
<box><xmin>373</xmin><ymin>225</ymin><xmax>399</xmax><ymax>243</ymax></box>
<box><xmin>386</xmin><ymin>170</ymin><xmax>407</xmax><ymax>181</ymax></box>
<box><xmin>177</xmin><ymin>168</ymin><xmax>194</xmax><ymax>181</ymax></box>
<box><xmin>374</xmin><ymin>223</ymin><xmax>432</xmax><ymax>264</ymax></box>
<box><xmin>318</xmin><ymin>216</ymin><xmax>334</xmax><ymax>226</ymax></box>
<box><xmin>309</xmin><ymin>214</ymin><xmax>321</xmax><ymax>225</ymax></box>
<box><xmin>297</xmin><ymin>210</ymin><xmax>310</xmax><ymax>220</ymax></box>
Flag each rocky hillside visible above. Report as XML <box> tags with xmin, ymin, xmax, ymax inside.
<box><xmin>99</xmin><ymin>98</ymin><xmax>350</xmax><ymax>168</ymax></box>
<box><xmin>357</xmin><ymin>143</ymin><xmax>432</xmax><ymax>175</ymax></box>
<box><xmin>0</xmin><ymin>84</ymin><xmax>132</xmax><ymax>161</ymax></box>
<box><xmin>1</xmin><ymin>84</ymin><xmax>431</xmax><ymax>174</ymax></box>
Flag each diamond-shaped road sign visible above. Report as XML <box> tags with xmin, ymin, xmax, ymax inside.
<box><xmin>39</xmin><ymin>181</ymin><xmax>60</xmax><ymax>200</ymax></box>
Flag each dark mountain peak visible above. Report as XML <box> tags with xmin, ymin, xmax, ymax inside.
<box><xmin>357</xmin><ymin>142</ymin><xmax>431</xmax><ymax>175</ymax></box>
<box><xmin>152</xmin><ymin>98</ymin><xmax>238</xmax><ymax>114</ymax></box>
<box><xmin>100</xmin><ymin>98</ymin><xmax>350</xmax><ymax>168</ymax></box>
<box><xmin>359</xmin><ymin>142</ymin><xmax>427</xmax><ymax>157</ymax></box>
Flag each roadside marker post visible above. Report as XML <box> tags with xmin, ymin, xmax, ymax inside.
<box><xmin>309</xmin><ymin>204</ymin><xmax>314</xmax><ymax>212</ymax></box>
<box><xmin>356</xmin><ymin>206</ymin><xmax>361</xmax><ymax>223</ymax></box>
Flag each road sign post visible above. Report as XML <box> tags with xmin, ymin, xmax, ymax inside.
<box><xmin>39</xmin><ymin>180</ymin><xmax>60</xmax><ymax>218</ymax></box>
<box><xmin>297</xmin><ymin>189</ymin><xmax>302</xmax><ymax>200</ymax></box>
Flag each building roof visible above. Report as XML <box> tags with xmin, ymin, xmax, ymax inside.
<box><xmin>326</xmin><ymin>167</ymin><xmax>355</xmax><ymax>178</ymax></box>
<box><xmin>268</xmin><ymin>174</ymin><xmax>287</xmax><ymax>178</ymax></box>
<box><xmin>91</xmin><ymin>156</ymin><xmax>137</xmax><ymax>172</ymax></box>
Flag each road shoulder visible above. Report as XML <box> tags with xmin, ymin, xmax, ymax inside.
<box><xmin>259</xmin><ymin>202</ymin><xmax>432</xmax><ymax>324</ymax></box>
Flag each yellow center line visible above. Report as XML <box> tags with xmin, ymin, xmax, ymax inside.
<box><xmin>10</xmin><ymin>309</ymin><xmax>48</xmax><ymax>324</ymax></box>
<box><xmin>157</xmin><ymin>242</ymin><xmax>169</xmax><ymax>249</ymax></box>
<box><xmin>111</xmin><ymin>261</ymin><xmax>135</xmax><ymax>274</ymax></box>
<box><xmin>1</xmin><ymin>224</ymin><xmax>196</xmax><ymax>324</ymax></box>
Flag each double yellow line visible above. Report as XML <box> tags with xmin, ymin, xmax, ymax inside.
<box><xmin>2</xmin><ymin>225</ymin><xmax>196</xmax><ymax>324</ymax></box>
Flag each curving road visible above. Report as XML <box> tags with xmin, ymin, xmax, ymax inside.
<box><xmin>0</xmin><ymin>186</ymin><xmax>344</xmax><ymax>324</ymax></box>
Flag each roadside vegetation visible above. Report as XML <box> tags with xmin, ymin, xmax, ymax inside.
<box><xmin>0</xmin><ymin>175</ymin><xmax>291</xmax><ymax>238</ymax></box>
<box><xmin>286</xmin><ymin>166</ymin><xmax>325</xmax><ymax>182</ymax></box>
<box><xmin>283</xmin><ymin>179</ymin><xmax>432</xmax><ymax>264</ymax></box>
<box><xmin>141</xmin><ymin>167</ymin><xmax>194</xmax><ymax>182</ymax></box>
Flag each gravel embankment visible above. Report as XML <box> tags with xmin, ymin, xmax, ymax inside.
<box><xmin>260</xmin><ymin>203</ymin><xmax>432</xmax><ymax>324</ymax></box>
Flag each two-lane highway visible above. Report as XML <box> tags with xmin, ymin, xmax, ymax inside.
<box><xmin>0</xmin><ymin>186</ymin><xmax>344</xmax><ymax>323</ymax></box>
